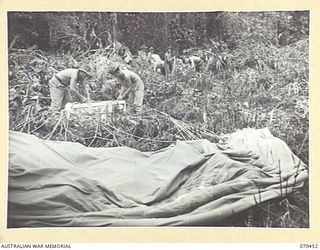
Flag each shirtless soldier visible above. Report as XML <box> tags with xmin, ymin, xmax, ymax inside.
<box><xmin>164</xmin><ymin>47</ymin><xmax>175</xmax><ymax>80</ymax></box>
<box><xmin>48</xmin><ymin>65</ymin><xmax>92</xmax><ymax>111</ymax></box>
<box><xmin>184</xmin><ymin>55</ymin><xmax>204</xmax><ymax>72</ymax></box>
<box><xmin>108</xmin><ymin>64</ymin><xmax>144</xmax><ymax>114</ymax></box>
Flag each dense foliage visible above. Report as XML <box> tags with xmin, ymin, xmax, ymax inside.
<box><xmin>8</xmin><ymin>11</ymin><xmax>309</xmax><ymax>227</ymax></box>
<box><xmin>8</xmin><ymin>11</ymin><xmax>308</xmax><ymax>53</ymax></box>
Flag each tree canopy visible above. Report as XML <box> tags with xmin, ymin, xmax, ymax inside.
<box><xmin>8</xmin><ymin>11</ymin><xmax>309</xmax><ymax>55</ymax></box>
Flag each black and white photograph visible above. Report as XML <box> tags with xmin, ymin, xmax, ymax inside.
<box><xmin>7</xmin><ymin>11</ymin><xmax>309</xmax><ymax>228</ymax></box>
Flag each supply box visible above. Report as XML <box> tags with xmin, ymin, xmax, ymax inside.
<box><xmin>64</xmin><ymin>100</ymin><xmax>126</xmax><ymax>118</ymax></box>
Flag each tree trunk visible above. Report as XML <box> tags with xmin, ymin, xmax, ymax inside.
<box><xmin>164</xmin><ymin>13</ymin><xmax>169</xmax><ymax>46</ymax></box>
<box><xmin>192</xmin><ymin>13</ymin><xmax>196</xmax><ymax>45</ymax></box>
<box><xmin>47</xmin><ymin>13</ymin><xmax>53</xmax><ymax>49</ymax></box>
<box><xmin>202</xmin><ymin>13</ymin><xmax>208</xmax><ymax>44</ymax></box>
<box><xmin>113</xmin><ymin>12</ymin><xmax>118</xmax><ymax>47</ymax></box>
<box><xmin>176</xmin><ymin>13</ymin><xmax>181</xmax><ymax>27</ymax></box>
<box><xmin>79</xmin><ymin>13</ymin><xmax>87</xmax><ymax>46</ymax></box>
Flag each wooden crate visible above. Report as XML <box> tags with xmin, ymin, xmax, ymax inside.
<box><xmin>64</xmin><ymin>100</ymin><xmax>126</xmax><ymax>118</ymax></box>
